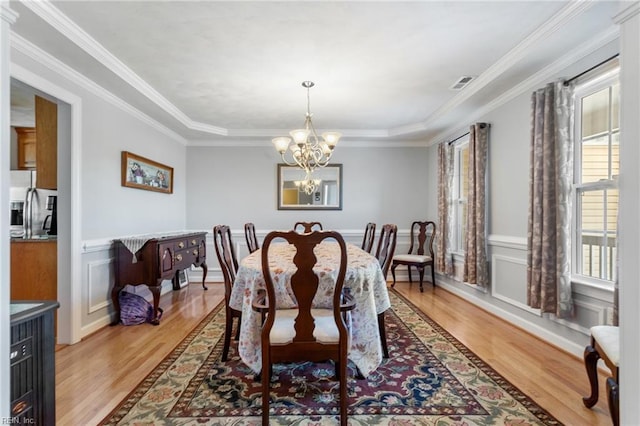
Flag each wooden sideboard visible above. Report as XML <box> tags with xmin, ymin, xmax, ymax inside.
<box><xmin>112</xmin><ymin>232</ymin><xmax>208</xmax><ymax>325</ymax></box>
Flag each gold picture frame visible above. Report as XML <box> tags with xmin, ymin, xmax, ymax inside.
<box><xmin>121</xmin><ymin>151</ymin><xmax>173</xmax><ymax>194</ymax></box>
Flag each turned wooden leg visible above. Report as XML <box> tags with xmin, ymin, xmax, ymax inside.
<box><xmin>418</xmin><ymin>266</ymin><xmax>425</xmax><ymax>293</ymax></box>
<box><xmin>582</xmin><ymin>343</ymin><xmax>600</xmax><ymax>408</ymax></box>
<box><xmin>222</xmin><ymin>309</ymin><xmax>233</xmax><ymax>361</ymax></box>
<box><xmin>430</xmin><ymin>264</ymin><xmax>436</xmax><ymax>291</ymax></box>
<box><xmin>339</xmin><ymin>357</ymin><xmax>348</xmax><ymax>426</ymax></box>
<box><xmin>391</xmin><ymin>263</ymin><xmax>398</xmax><ymax>288</ymax></box>
<box><xmin>234</xmin><ymin>315</ymin><xmax>241</xmax><ymax>340</ymax></box>
<box><xmin>378</xmin><ymin>311</ymin><xmax>389</xmax><ymax>358</ymax></box>
<box><xmin>149</xmin><ymin>285</ymin><xmax>162</xmax><ymax>326</ymax></box>
<box><xmin>110</xmin><ymin>284</ymin><xmax>124</xmax><ymax>325</ymax></box>
<box><xmin>607</xmin><ymin>377</ymin><xmax>619</xmax><ymax>426</ymax></box>
<box><xmin>201</xmin><ymin>261</ymin><xmax>208</xmax><ymax>290</ymax></box>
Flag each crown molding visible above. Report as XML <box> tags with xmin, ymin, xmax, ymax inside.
<box><xmin>1</xmin><ymin>4</ymin><xmax>19</xmax><ymax>24</ymax></box>
<box><xmin>614</xmin><ymin>1</ymin><xmax>640</xmax><ymax>24</ymax></box>
<box><xmin>227</xmin><ymin>128</ymin><xmax>390</xmax><ymax>139</ymax></box>
<box><xmin>427</xmin><ymin>26</ymin><xmax>619</xmax><ymax>146</ymax></box>
<box><xmin>20</xmin><ymin>0</ymin><xmax>227</xmax><ymax>137</ymax></box>
<box><xmin>187</xmin><ymin>138</ymin><xmax>428</xmax><ymax>148</ymax></box>
<box><xmin>394</xmin><ymin>0</ymin><xmax>596</xmax><ymax>138</ymax></box>
<box><xmin>10</xmin><ymin>32</ymin><xmax>188</xmax><ymax>145</ymax></box>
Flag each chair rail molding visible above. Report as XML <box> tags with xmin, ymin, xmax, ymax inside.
<box><xmin>487</xmin><ymin>234</ymin><xmax>527</xmax><ymax>250</ymax></box>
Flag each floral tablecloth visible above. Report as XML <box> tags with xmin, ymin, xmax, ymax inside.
<box><xmin>229</xmin><ymin>242</ymin><xmax>391</xmax><ymax>377</ymax></box>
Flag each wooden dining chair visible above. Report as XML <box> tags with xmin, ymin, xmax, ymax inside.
<box><xmin>244</xmin><ymin>222</ymin><xmax>259</xmax><ymax>254</ymax></box>
<box><xmin>361</xmin><ymin>222</ymin><xmax>376</xmax><ymax>253</ymax></box>
<box><xmin>391</xmin><ymin>221</ymin><xmax>436</xmax><ymax>293</ymax></box>
<box><xmin>583</xmin><ymin>325</ymin><xmax>619</xmax><ymax>426</ymax></box>
<box><xmin>212</xmin><ymin>225</ymin><xmax>242</xmax><ymax>362</ymax></box>
<box><xmin>254</xmin><ymin>230</ymin><xmax>354</xmax><ymax>426</ymax></box>
<box><xmin>293</xmin><ymin>221</ymin><xmax>323</xmax><ymax>233</ymax></box>
<box><xmin>374</xmin><ymin>224</ymin><xmax>397</xmax><ymax>358</ymax></box>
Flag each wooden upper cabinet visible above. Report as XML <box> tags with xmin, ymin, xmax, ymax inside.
<box><xmin>35</xmin><ymin>95</ymin><xmax>57</xmax><ymax>189</ymax></box>
<box><xmin>15</xmin><ymin>127</ymin><xmax>37</xmax><ymax>170</ymax></box>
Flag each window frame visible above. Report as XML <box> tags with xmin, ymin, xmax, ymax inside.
<box><xmin>451</xmin><ymin>135</ymin><xmax>469</xmax><ymax>255</ymax></box>
<box><xmin>571</xmin><ymin>67</ymin><xmax>620</xmax><ymax>288</ymax></box>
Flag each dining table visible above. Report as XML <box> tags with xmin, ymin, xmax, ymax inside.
<box><xmin>229</xmin><ymin>240</ymin><xmax>391</xmax><ymax>378</ymax></box>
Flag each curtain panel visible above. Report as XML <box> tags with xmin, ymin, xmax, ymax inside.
<box><xmin>526</xmin><ymin>81</ymin><xmax>574</xmax><ymax>318</ymax></box>
<box><xmin>463</xmin><ymin>123</ymin><xmax>489</xmax><ymax>288</ymax></box>
<box><xmin>436</xmin><ymin>143</ymin><xmax>454</xmax><ymax>276</ymax></box>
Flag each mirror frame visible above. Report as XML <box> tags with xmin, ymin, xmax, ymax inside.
<box><xmin>277</xmin><ymin>164</ymin><xmax>343</xmax><ymax>210</ymax></box>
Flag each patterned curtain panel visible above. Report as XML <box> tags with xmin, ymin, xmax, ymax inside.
<box><xmin>526</xmin><ymin>81</ymin><xmax>574</xmax><ymax>318</ymax></box>
<box><xmin>436</xmin><ymin>143</ymin><xmax>454</xmax><ymax>275</ymax></box>
<box><xmin>463</xmin><ymin>123</ymin><xmax>489</xmax><ymax>288</ymax></box>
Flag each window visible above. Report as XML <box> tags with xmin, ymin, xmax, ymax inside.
<box><xmin>573</xmin><ymin>66</ymin><xmax>619</xmax><ymax>285</ymax></box>
<box><xmin>452</xmin><ymin>136</ymin><xmax>469</xmax><ymax>253</ymax></box>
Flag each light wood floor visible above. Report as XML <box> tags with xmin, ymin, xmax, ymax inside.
<box><xmin>54</xmin><ymin>281</ymin><xmax>612</xmax><ymax>425</ymax></box>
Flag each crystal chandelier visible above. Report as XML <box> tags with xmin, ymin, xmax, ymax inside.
<box><xmin>272</xmin><ymin>81</ymin><xmax>341</xmax><ymax>195</ymax></box>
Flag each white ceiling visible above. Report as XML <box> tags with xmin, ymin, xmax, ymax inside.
<box><xmin>8</xmin><ymin>1</ymin><xmax>623</xmax><ymax>144</ymax></box>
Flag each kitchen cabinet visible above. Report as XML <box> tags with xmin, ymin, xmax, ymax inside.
<box><xmin>11</xmin><ymin>239</ymin><xmax>57</xmax><ymax>337</ymax></box>
<box><xmin>35</xmin><ymin>96</ymin><xmax>57</xmax><ymax>189</ymax></box>
<box><xmin>14</xmin><ymin>127</ymin><xmax>36</xmax><ymax>170</ymax></box>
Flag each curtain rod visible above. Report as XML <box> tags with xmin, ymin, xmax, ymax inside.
<box><xmin>564</xmin><ymin>54</ymin><xmax>619</xmax><ymax>86</ymax></box>
<box><xmin>448</xmin><ymin>132</ymin><xmax>470</xmax><ymax>145</ymax></box>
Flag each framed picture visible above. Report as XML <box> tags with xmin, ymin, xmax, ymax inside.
<box><xmin>121</xmin><ymin>151</ymin><xmax>173</xmax><ymax>194</ymax></box>
<box><xmin>173</xmin><ymin>269</ymin><xmax>189</xmax><ymax>290</ymax></box>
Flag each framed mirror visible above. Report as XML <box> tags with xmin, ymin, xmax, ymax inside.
<box><xmin>277</xmin><ymin>164</ymin><xmax>342</xmax><ymax>210</ymax></box>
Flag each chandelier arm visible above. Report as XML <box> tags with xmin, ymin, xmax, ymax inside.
<box><xmin>279</xmin><ymin>153</ymin><xmax>301</xmax><ymax>167</ymax></box>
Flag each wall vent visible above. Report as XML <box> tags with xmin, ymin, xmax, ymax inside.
<box><xmin>450</xmin><ymin>76</ymin><xmax>475</xmax><ymax>90</ymax></box>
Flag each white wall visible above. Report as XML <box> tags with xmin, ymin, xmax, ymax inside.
<box><xmin>79</xmin><ymin>100</ymin><xmax>187</xmax><ymax>239</ymax></box>
<box><xmin>185</xmin><ymin>145</ymin><xmax>431</xmax><ymax>232</ymax></box>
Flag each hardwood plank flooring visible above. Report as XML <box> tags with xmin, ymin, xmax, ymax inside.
<box><xmin>54</xmin><ymin>282</ymin><xmax>612</xmax><ymax>425</ymax></box>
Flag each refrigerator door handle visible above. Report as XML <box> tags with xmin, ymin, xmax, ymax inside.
<box><xmin>24</xmin><ymin>187</ymin><xmax>34</xmax><ymax>238</ymax></box>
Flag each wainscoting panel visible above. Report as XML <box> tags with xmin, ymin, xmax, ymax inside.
<box><xmin>87</xmin><ymin>258</ymin><xmax>113</xmax><ymax>315</ymax></box>
<box><xmin>490</xmin><ymin>254</ymin><xmax>538</xmax><ymax>315</ymax></box>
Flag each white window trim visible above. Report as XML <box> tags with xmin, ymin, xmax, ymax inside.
<box><xmin>571</xmin><ymin>69</ymin><xmax>619</xmax><ymax>289</ymax></box>
<box><xmin>452</xmin><ymin>136</ymin><xmax>469</xmax><ymax>256</ymax></box>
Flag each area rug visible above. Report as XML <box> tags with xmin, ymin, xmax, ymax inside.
<box><xmin>100</xmin><ymin>289</ymin><xmax>561</xmax><ymax>425</ymax></box>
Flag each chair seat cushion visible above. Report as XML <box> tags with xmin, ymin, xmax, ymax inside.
<box><xmin>591</xmin><ymin>325</ymin><xmax>619</xmax><ymax>366</ymax></box>
<box><xmin>270</xmin><ymin>309</ymin><xmax>341</xmax><ymax>344</ymax></box>
<box><xmin>393</xmin><ymin>254</ymin><xmax>432</xmax><ymax>263</ymax></box>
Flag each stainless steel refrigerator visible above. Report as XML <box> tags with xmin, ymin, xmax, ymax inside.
<box><xmin>10</xmin><ymin>170</ymin><xmax>57</xmax><ymax>239</ymax></box>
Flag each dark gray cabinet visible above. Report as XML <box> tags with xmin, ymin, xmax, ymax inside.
<box><xmin>10</xmin><ymin>301</ymin><xmax>59</xmax><ymax>425</ymax></box>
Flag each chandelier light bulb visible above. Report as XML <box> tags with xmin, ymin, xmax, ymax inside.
<box><xmin>321</xmin><ymin>132</ymin><xmax>342</xmax><ymax>147</ymax></box>
<box><xmin>290</xmin><ymin>129</ymin><xmax>310</xmax><ymax>145</ymax></box>
<box><xmin>272</xmin><ymin>137</ymin><xmax>291</xmax><ymax>154</ymax></box>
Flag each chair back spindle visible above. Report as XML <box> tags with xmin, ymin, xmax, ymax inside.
<box><xmin>361</xmin><ymin>222</ymin><xmax>376</xmax><ymax>253</ymax></box>
<box><xmin>244</xmin><ymin>222</ymin><xmax>260</xmax><ymax>254</ymax></box>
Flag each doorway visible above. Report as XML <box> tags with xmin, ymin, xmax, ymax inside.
<box><xmin>9</xmin><ymin>77</ymin><xmax>74</xmax><ymax>344</ymax></box>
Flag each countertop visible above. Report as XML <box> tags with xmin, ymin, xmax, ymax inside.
<box><xmin>10</xmin><ymin>300</ymin><xmax>60</xmax><ymax>323</ymax></box>
<box><xmin>11</xmin><ymin>236</ymin><xmax>57</xmax><ymax>243</ymax></box>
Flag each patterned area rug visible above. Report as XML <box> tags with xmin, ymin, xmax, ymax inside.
<box><xmin>100</xmin><ymin>289</ymin><xmax>561</xmax><ymax>425</ymax></box>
